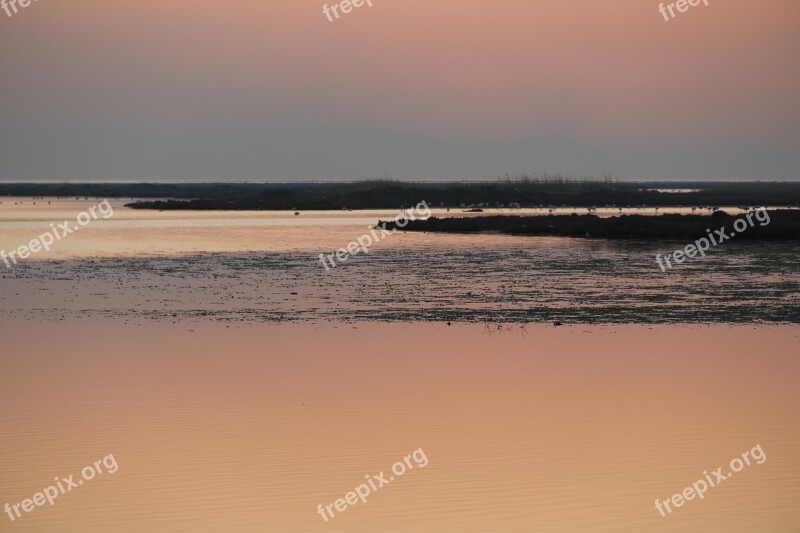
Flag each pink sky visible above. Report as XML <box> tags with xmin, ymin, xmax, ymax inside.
<box><xmin>1</xmin><ymin>0</ymin><xmax>798</xmax><ymax>180</ymax></box>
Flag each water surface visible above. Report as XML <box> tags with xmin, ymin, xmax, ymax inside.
<box><xmin>1</xmin><ymin>200</ymin><xmax>798</xmax><ymax>532</ymax></box>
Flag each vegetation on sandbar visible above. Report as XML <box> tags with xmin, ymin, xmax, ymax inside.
<box><xmin>379</xmin><ymin>210</ymin><xmax>800</xmax><ymax>241</ymax></box>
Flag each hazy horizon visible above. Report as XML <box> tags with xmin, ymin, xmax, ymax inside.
<box><xmin>1</xmin><ymin>0</ymin><xmax>799</xmax><ymax>181</ymax></box>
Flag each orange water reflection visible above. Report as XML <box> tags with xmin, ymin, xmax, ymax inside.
<box><xmin>1</xmin><ymin>320</ymin><xmax>798</xmax><ymax>531</ymax></box>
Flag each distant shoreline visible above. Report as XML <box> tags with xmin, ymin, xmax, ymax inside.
<box><xmin>1</xmin><ymin>179</ymin><xmax>800</xmax><ymax>211</ymax></box>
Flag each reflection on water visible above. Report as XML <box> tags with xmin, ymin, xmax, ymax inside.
<box><xmin>0</xmin><ymin>199</ymin><xmax>795</xmax><ymax>260</ymax></box>
<box><xmin>1</xmin><ymin>321</ymin><xmax>798</xmax><ymax>532</ymax></box>
<box><xmin>1</xmin><ymin>200</ymin><xmax>799</xmax><ymax>532</ymax></box>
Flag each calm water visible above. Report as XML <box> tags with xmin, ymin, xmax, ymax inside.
<box><xmin>1</xmin><ymin>200</ymin><xmax>799</xmax><ymax>532</ymax></box>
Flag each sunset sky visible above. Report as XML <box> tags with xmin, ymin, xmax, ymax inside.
<box><xmin>1</xmin><ymin>0</ymin><xmax>798</xmax><ymax>181</ymax></box>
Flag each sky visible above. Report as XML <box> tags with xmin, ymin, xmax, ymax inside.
<box><xmin>0</xmin><ymin>0</ymin><xmax>798</xmax><ymax>181</ymax></box>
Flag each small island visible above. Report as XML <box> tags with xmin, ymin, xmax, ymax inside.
<box><xmin>379</xmin><ymin>210</ymin><xmax>800</xmax><ymax>241</ymax></box>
